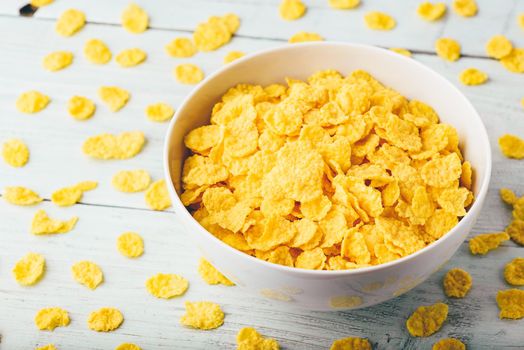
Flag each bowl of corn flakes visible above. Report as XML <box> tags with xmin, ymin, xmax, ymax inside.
<box><xmin>164</xmin><ymin>42</ymin><xmax>491</xmax><ymax>310</ymax></box>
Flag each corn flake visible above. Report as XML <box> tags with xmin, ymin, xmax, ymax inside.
<box><xmin>68</xmin><ymin>96</ymin><xmax>96</xmax><ymax>120</ymax></box>
<box><xmin>452</xmin><ymin>0</ymin><xmax>478</xmax><ymax>17</ymax></box>
<box><xmin>116</xmin><ymin>48</ymin><xmax>147</xmax><ymax>67</ymax></box>
<box><xmin>174</xmin><ymin>63</ymin><xmax>204</xmax><ymax>84</ymax></box>
<box><xmin>2</xmin><ymin>139</ymin><xmax>29</xmax><ymax>167</ymax></box>
<box><xmin>364</xmin><ymin>12</ymin><xmax>396</xmax><ymax>30</ymax></box>
<box><xmin>279</xmin><ymin>0</ymin><xmax>306</xmax><ymax>21</ymax></box>
<box><xmin>146</xmin><ymin>273</ymin><xmax>188</xmax><ymax>298</ymax></box>
<box><xmin>500</xmin><ymin>188</ymin><xmax>518</xmax><ymax>205</ymax></box>
<box><xmin>469</xmin><ymin>232</ymin><xmax>509</xmax><ymax>255</ymax></box>
<box><xmin>432</xmin><ymin>338</ymin><xmax>466</xmax><ymax>350</ymax></box>
<box><xmin>289</xmin><ymin>32</ymin><xmax>324</xmax><ymax>43</ymax></box>
<box><xmin>390</xmin><ymin>48</ymin><xmax>412</xmax><ymax>57</ymax></box>
<box><xmin>56</xmin><ymin>9</ymin><xmax>85</xmax><ymax>36</ymax></box>
<box><xmin>406</xmin><ymin>303</ymin><xmax>448</xmax><ymax>337</ymax></box>
<box><xmin>83</xmin><ymin>131</ymin><xmax>145</xmax><ymax>160</ymax></box>
<box><xmin>506</xmin><ymin>220</ymin><xmax>524</xmax><ymax>245</ymax></box>
<box><xmin>328</xmin><ymin>0</ymin><xmax>360</xmax><ymax>10</ymax></box>
<box><xmin>16</xmin><ymin>90</ymin><xmax>50</xmax><ymax>114</ymax></box>
<box><xmin>84</xmin><ymin>39</ymin><xmax>112</xmax><ymax>64</ymax></box>
<box><xmin>180</xmin><ymin>301</ymin><xmax>224</xmax><ymax>330</ymax></box>
<box><xmin>435</xmin><ymin>38</ymin><xmax>461</xmax><ymax>62</ymax></box>
<box><xmin>421</xmin><ymin>153</ymin><xmax>462</xmax><ymax>188</ymax></box>
<box><xmin>330</xmin><ymin>337</ymin><xmax>371</xmax><ymax>350</ymax></box>
<box><xmin>224</xmin><ymin>51</ymin><xmax>245</xmax><ymax>64</ymax></box>
<box><xmin>145</xmin><ymin>179</ymin><xmax>172</xmax><ymax>211</ymax></box>
<box><xmin>165</xmin><ymin>38</ymin><xmax>197</xmax><ymax>58</ymax></box>
<box><xmin>112</xmin><ymin>170</ymin><xmax>151</xmax><ymax>192</ymax></box>
<box><xmin>4</xmin><ymin>186</ymin><xmax>42</xmax><ymax>206</ymax></box>
<box><xmin>121</xmin><ymin>3</ymin><xmax>148</xmax><ymax>34</ymax></box>
<box><xmin>496</xmin><ymin>289</ymin><xmax>524</xmax><ymax>319</ymax></box>
<box><xmin>498</xmin><ymin>134</ymin><xmax>524</xmax><ymax>159</ymax></box>
<box><xmin>193</xmin><ymin>14</ymin><xmax>238</xmax><ymax>52</ymax></box>
<box><xmin>459</xmin><ymin>68</ymin><xmax>488</xmax><ymax>86</ymax></box>
<box><xmin>295</xmin><ymin>247</ymin><xmax>326</xmax><ymax>270</ymax></box>
<box><xmin>51</xmin><ymin>181</ymin><xmax>97</xmax><ymax>206</ymax></box>
<box><xmin>504</xmin><ymin>257</ymin><xmax>524</xmax><ymax>286</ymax></box>
<box><xmin>36</xmin><ymin>344</ymin><xmax>57</xmax><ymax>350</ymax></box>
<box><xmin>88</xmin><ymin>307</ymin><xmax>124</xmax><ymax>332</ymax></box>
<box><xmin>236</xmin><ymin>327</ymin><xmax>279</xmax><ymax>350</ymax></box>
<box><xmin>35</xmin><ymin>307</ymin><xmax>70</xmax><ymax>331</ymax></box>
<box><xmin>500</xmin><ymin>48</ymin><xmax>524</xmax><ymax>73</ymax></box>
<box><xmin>443</xmin><ymin>268</ymin><xmax>472</xmax><ymax>298</ymax></box>
<box><xmin>43</xmin><ymin>51</ymin><xmax>73</xmax><ymax>72</ymax></box>
<box><xmin>486</xmin><ymin>35</ymin><xmax>513</xmax><ymax>59</ymax></box>
<box><xmin>71</xmin><ymin>261</ymin><xmax>103</xmax><ymax>290</ymax></box>
<box><xmin>145</xmin><ymin>102</ymin><xmax>174</xmax><ymax>122</ymax></box>
<box><xmin>98</xmin><ymin>86</ymin><xmax>130</xmax><ymax>112</ymax></box>
<box><xmin>31</xmin><ymin>0</ymin><xmax>53</xmax><ymax>6</ymax></box>
<box><xmin>198</xmin><ymin>258</ymin><xmax>234</xmax><ymax>286</ymax></box>
<box><xmin>116</xmin><ymin>344</ymin><xmax>141</xmax><ymax>350</ymax></box>
<box><xmin>31</xmin><ymin>210</ymin><xmax>78</xmax><ymax>235</ymax></box>
<box><xmin>12</xmin><ymin>252</ymin><xmax>45</xmax><ymax>285</ymax></box>
<box><xmin>117</xmin><ymin>232</ymin><xmax>144</xmax><ymax>258</ymax></box>
<box><xmin>417</xmin><ymin>2</ymin><xmax>447</xmax><ymax>21</ymax></box>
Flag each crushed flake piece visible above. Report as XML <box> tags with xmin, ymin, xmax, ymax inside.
<box><xmin>435</xmin><ymin>38</ymin><xmax>461</xmax><ymax>62</ymax></box>
<box><xmin>180</xmin><ymin>301</ymin><xmax>224</xmax><ymax>330</ymax></box>
<box><xmin>165</xmin><ymin>38</ymin><xmax>197</xmax><ymax>57</ymax></box>
<box><xmin>116</xmin><ymin>48</ymin><xmax>147</xmax><ymax>67</ymax></box>
<box><xmin>174</xmin><ymin>63</ymin><xmax>204</xmax><ymax>84</ymax></box>
<box><xmin>198</xmin><ymin>258</ymin><xmax>234</xmax><ymax>286</ymax></box>
<box><xmin>117</xmin><ymin>232</ymin><xmax>144</xmax><ymax>258</ymax></box>
<box><xmin>68</xmin><ymin>96</ymin><xmax>96</xmax><ymax>120</ymax></box>
<box><xmin>56</xmin><ymin>9</ymin><xmax>85</xmax><ymax>36</ymax></box>
<box><xmin>35</xmin><ymin>307</ymin><xmax>70</xmax><ymax>331</ymax></box>
<box><xmin>459</xmin><ymin>68</ymin><xmax>488</xmax><ymax>86</ymax></box>
<box><xmin>236</xmin><ymin>327</ymin><xmax>279</xmax><ymax>350</ymax></box>
<box><xmin>2</xmin><ymin>139</ymin><xmax>29</xmax><ymax>167</ymax></box>
<box><xmin>364</xmin><ymin>12</ymin><xmax>396</xmax><ymax>30</ymax></box>
<box><xmin>145</xmin><ymin>179</ymin><xmax>172</xmax><ymax>210</ymax></box>
<box><xmin>83</xmin><ymin>131</ymin><xmax>145</xmax><ymax>160</ymax></box>
<box><xmin>43</xmin><ymin>51</ymin><xmax>73</xmax><ymax>72</ymax></box>
<box><xmin>146</xmin><ymin>273</ymin><xmax>188</xmax><ymax>298</ymax></box>
<box><xmin>121</xmin><ymin>3</ymin><xmax>149</xmax><ymax>33</ymax></box>
<box><xmin>71</xmin><ymin>261</ymin><xmax>104</xmax><ymax>290</ymax></box>
<box><xmin>443</xmin><ymin>268</ymin><xmax>472</xmax><ymax>298</ymax></box>
<box><xmin>504</xmin><ymin>257</ymin><xmax>524</xmax><ymax>286</ymax></box>
<box><xmin>84</xmin><ymin>39</ymin><xmax>112</xmax><ymax>64</ymax></box>
<box><xmin>112</xmin><ymin>170</ymin><xmax>151</xmax><ymax>192</ymax></box>
<box><xmin>12</xmin><ymin>252</ymin><xmax>45</xmax><ymax>285</ymax></box>
<box><xmin>16</xmin><ymin>90</ymin><xmax>50</xmax><ymax>114</ymax></box>
<box><xmin>145</xmin><ymin>102</ymin><xmax>174</xmax><ymax>122</ymax></box>
<box><xmin>4</xmin><ymin>186</ymin><xmax>42</xmax><ymax>205</ymax></box>
<box><xmin>469</xmin><ymin>232</ymin><xmax>509</xmax><ymax>255</ymax></box>
<box><xmin>496</xmin><ymin>289</ymin><xmax>524</xmax><ymax>319</ymax></box>
<box><xmin>87</xmin><ymin>307</ymin><xmax>124</xmax><ymax>332</ymax></box>
<box><xmin>406</xmin><ymin>303</ymin><xmax>448</xmax><ymax>337</ymax></box>
<box><xmin>498</xmin><ymin>134</ymin><xmax>524</xmax><ymax>159</ymax></box>
<box><xmin>31</xmin><ymin>210</ymin><xmax>78</xmax><ymax>235</ymax></box>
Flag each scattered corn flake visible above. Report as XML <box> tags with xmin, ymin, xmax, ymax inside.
<box><xmin>16</xmin><ymin>90</ymin><xmax>50</xmax><ymax>114</ymax></box>
<box><xmin>146</xmin><ymin>273</ymin><xmax>188</xmax><ymax>298</ymax></box>
<box><xmin>145</xmin><ymin>179</ymin><xmax>172</xmax><ymax>210</ymax></box>
<box><xmin>43</xmin><ymin>51</ymin><xmax>73</xmax><ymax>72</ymax></box>
<box><xmin>98</xmin><ymin>86</ymin><xmax>130</xmax><ymax>112</ymax></box>
<box><xmin>146</xmin><ymin>102</ymin><xmax>174</xmax><ymax>122</ymax></box>
<box><xmin>485</xmin><ymin>35</ymin><xmax>513</xmax><ymax>59</ymax></box>
<box><xmin>116</xmin><ymin>48</ymin><xmax>147</xmax><ymax>67</ymax></box>
<box><xmin>406</xmin><ymin>303</ymin><xmax>448</xmax><ymax>337</ymax></box>
<box><xmin>432</xmin><ymin>338</ymin><xmax>466</xmax><ymax>350</ymax></box>
<box><xmin>36</xmin><ymin>344</ymin><xmax>57</xmax><ymax>350</ymax></box>
<box><xmin>68</xmin><ymin>96</ymin><xmax>96</xmax><ymax>120</ymax></box>
<box><xmin>222</xmin><ymin>13</ymin><xmax>241</xmax><ymax>33</ymax></box>
<box><xmin>289</xmin><ymin>32</ymin><xmax>324</xmax><ymax>45</ymax></box>
<box><xmin>31</xmin><ymin>0</ymin><xmax>53</xmax><ymax>6</ymax></box>
<box><xmin>236</xmin><ymin>327</ymin><xmax>279</xmax><ymax>350</ymax></box>
<box><xmin>165</xmin><ymin>37</ymin><xmax>197</xmax><ymax>58</ymax></box>
<box><xmin>279</xmin><ymin>0</ymin><xmax>306</xmax><ymax>21</ymax></box>
<box><xmin>71</xmin><ymin>261</ymin><xmax>104</xmax><ymax>290</ymax></box>
<box><xmin>2</xmin><ymin>139</ymin><xmax>29</xmax><ymax>167</ymax></box>
<box><xmin>328</xmin><ymin>0</ymin><xmax>360</xmax><ymax>10</ymax></box>
<box><xmin>498</xmin><ymin>134</ymin><xmax>524</xmax><ymax>159</ymax></box>
<box><xmin>193</xmin><ymin>14</ymin><xmax>238</xmax><ymax>52</ymax></box>
<box><xmin>116</xmin><ymin>344</ymin><xmax>141</xmax><ymax>350</ymax></box>
<box><xmin>504</xmin><ymin>257</ymin><xmax>524</xmax><ymax>286</ymax></box>
<box><xmin>364</xmin><ymin>12</ymin><xmax>396</xmax><ymax>30</ymax></box>
<box><xmin>390</xmin><ymin>48</ymin><xmax>412</xmax><ymax>57</ymax></box>
<box><xmin>83</xmin><ymin>131</ymin><xmax>145</xmax><ymax>160</ymax></box>
<box><xmin>435</xmin><ymin>38</ymin><xmax>461</xmax><ymax>62</ymax></box>
<box><xmin>174</xmin><ymin>63</ymin><xmax>204</xmax><ymax>84</ymax></box>
<box><xmin>506</xmin><ymin>219</ymin><xmax>524</xmax><ymax>245</ymax></box>
<box><xmin>514</xmin><ymin>199</ymin><xmax>524</xmax><ymax>221</ymax></box>
<box><xmin>87</xmin><ymin>307</ymin><xmax>124</xmax><ymax>332</ymax></box>
<box><xmin>198</xmin><ymin>258</ymin><xmax>234</xmax><ymax>286</ymax></box>
<box><xmin>500</xmin><ymin>188</ymin><xmax>517</xmax><ymax>205</ymax></box>
<box><xmin>180</xmin><ymin>301</ymin><xmax>224</xmax><ymax>330</ymax></box>
<box><xmin>84</xmin><ymin>39</ymin><xmax>112</xmax><ymax>64</ymax></box>
<box><xmin>330</xmin><ymin>337</ymin><xmax>371</xmax><ymax>350</ymax></box>
<box><xmin>117</xmin><ymin>232</ymin><xmax>144</xmax><ymax>258</ymax></box>
<box><xmin>459</xmin><ymin>68</ymin><xmax>488</xmax><ymax>86</ymax></box>
<box><xmin>443</xmin><ymin>268</ymin><xmax>472</xmax><ymax>298</ymax></box>
<box><xmin>51</xmin><ymin>181</ymin><xmax>97</xmax><ymax>206</ymax></box>
<box><xmin>4</xmin><ymin>186</ymin><xmax>42</xmax><ymax>206</ymax></box>
<box><xmin>31</xmin><ymin>209</ymin><xmax>78</xmax><ymax>235</ymax></box>
<box><xmin>417</xmin><ymin>2</ymin><xmax>447</xmax><ymax>21</ymax></box>
<box><xmin>56</xmin><ymin>9</ymin><xmax>86</xmax><ymax>36</ymax></box>
<box><xmin>34</xmin><ymin>307</ymin><xmax>70</xmax><ymax>331</ymax></box>
<box><xmin>121</xmin><ymin>3</ymin><xmax>149</xmax><ymax>34</ymax></box>
<box><xmin>224</xmin><ymin>51</ymin><xmax>245</xmax><ymax>64</ymax></box>
<box><xmin>452</xmin><ymin>0</ymin><xmax>478</xmax><ymax>17</ymax></box>
<box><xmin>12</xmin><ymin>252</ymin><xmax>45</xmax><ymax>286</ymax></box>
<box><xmin>496</xmin><ymin>289</ymin><xmax>524</xmax><ymax>319</ymax></box>
<box><xmin>469</xmin><ymin>232</ymin><xmax>509</xmax><ymax>255</ymax></box>
<box><xmin>500</xmin><ymin>48</ymin><xmax>524</xmax><ymax>73</ymax></box>
<box><xmin>112</xmin><ymin>169</ymin><xmax>151</xmax><ymax>192</ymax></box>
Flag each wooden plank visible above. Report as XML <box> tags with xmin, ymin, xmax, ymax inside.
<box><xmin>0</xmin><ymin>200</ymin><xmax>522</xmax><ymax>349</ymax></box>
<box><xmin>1</xmin><ymin>0</ymin><xmax>523</xmax><ymax>56</ymax></box>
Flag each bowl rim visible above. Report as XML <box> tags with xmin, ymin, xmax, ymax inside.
<box><xmin>163</xmin><ymin>41</ymin><xmax>492</xmax><ymax>277</ymax></box>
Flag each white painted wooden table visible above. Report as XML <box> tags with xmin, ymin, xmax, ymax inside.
<box><xmin>0</xmin><ymin>1</ymin><xmax>523</xmax><ymax>349</ymax></box>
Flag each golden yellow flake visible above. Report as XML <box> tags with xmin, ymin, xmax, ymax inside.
<box><xmin>4</xmin><ymin>186</ymin><xmax>42</xmax><ymax>206</ymax></box>
<box><xmin>193</xmin><ymin>14</ymin><xmax>239</xmax><ymax>52</ymax></box>
<box><xmin>500</xmin><ymin>188</ymin><xmax>518</xmax><ymax>205</ymax></box>
<box><xmin>236</xmin><ymin>327</ymin><xmax>279</xmax><ymax>350</ymax></box>
<box><xmin>145</xmin><ymin>179</ymin><xmax>172</xmax><ymax>210</ymax></box>
<box><xmin>279</xmin><ymin>0</ymin><xmax>306</xmax><ymax>21</ymax></box>
<box><xmin>435</xmin><ymin>38</ymin><xmax>461</xmax><ymax>62</ymax></box>
<box><xmin>146</xmin><ymin>273</ymin><xmax>189</xmax><ymax>298</ymax></box>
<box><xmin>84</xmin><ymin>39</ymin><xmax>112</xmax><ymax>64</ymax></box>
<box><xmin>507</xmin><ymin>220</ymin><xmax>524</xmax><ymax>246</ymax></box>
<box><xmin>452</xmin><ymin>0</ymin><xmax>478</xmax><ymax>17</ymax></box>
<box><xmin>55</xmin><ymin>9</ymin><xmax>85</xmax><ymax>36</ymax></box>
<box><xmin>504</xmin><ymin>257</ymin><xmax>524</xmax><ymax>286</ymax></box>
<box><xmin>498</xmin><ymin>134</ymin><xmax>524</xmax><ymax>159</ymax></box>
<box><xmin>116</xmin><ymin>48</ymin><xmax>147</xmax><ymax>67</ymax></box>
<box><xmin>34</xmin><ymin>307</ymin><xmax>70</xmax><ymax>331</ymax></box>
<box><xmin>12</xmin><ymin>252</ymin><xmax>45</xmax><ymax>286</ymax></box>
<box><xmin>87</xmin><ymin>307</ymin><xmax>124</xmax><ymax>332</ymax></box>
<box><xmin>117</xmin><ymin>232</ymin><xmax>144</xmax><ymax>258</ymax></box>
<box><xmin>145</xmin><ymin>102</ymin><xmax>174</xmax><ymax>122</ymax></box>
<box><xmin>31</xmin><ymin>210</ymin><xmax>78</xmax><ymax>235</ymax></box>
<box><xmin>406</xmin><ymin>303</ymin><xmax>448</xmax><ymax>337</ymax></box>
<box><xmin>364</xmin><ymin>12</ymin><xmax>396</xmax><ymax>30</ymax></box>
<box><xmin>16</xmin><ymin>91</ymin><xmax>50</xmax><ymax>114</ymax></box>
<box><xmin>43</xmin><ymin>51</ymin><xmax>73</xmax><ymax>72</ymax></box>
<box><xmin>496</xmin><ymin>289</ymin><xmax>524</xmax><ymax>319</ymax></box>
<box><xmin>30</xmin><ymin>0</ymin><xmax>53</xmax><ymax>6</ymax></box>
<box><xmin>432</xmin><ymin>338</ymin><xmax>466</xmax><ymax>350</ymax></box>
<box><xmin>485</xmin><ymin>35</ymin><xmax>513</xmax><ymax>59</ymax></box>
<box><xmin>2</xmin><ymin>139</ymin><xmax>29</xmax><ymax>167</ymax></box>
<box><xmin>165</xmin><ymin>38</ymin><xmax>197</xmax><ymax>58</ymax></box>
<box><xmin>417</xmin><ymin>2</ymin><xmax>447</xmax><ymax>21</ymax></box>
<box><xmin>328</xmin><ymin>0</ymin><xmax>360</xmax><ymax>10</ymax></box>
<box><xmin>174</xmin><ymin>63</ymin><xmax>204</xmax><ymax>84</ymax></box>
<box><xmin>289</xmin><ymin>32</ymin><xmax>324</xmax><ymax>43</ymax></box>
<box><xmin>500</xmin><ymin>48</ymin><xmax>524</xmax><ymax>73</ymax></box>
<box><xmin>71</xmin><ymin>261</ymin><xmax>104</xmax><ymax>290</ymax></box>
<box><xmin>36</xmin><ymin>344</ymin><xmax>57</xmax><ymax>350</ymax></box>
<box><xmin>390</xmin><ymin>48</ymin><xmax>412</xmax><ymax>57</ymax></box>
<box><xmin>51</xmin><ymin>181</ymin><xmax>98</xmax><ymax>206</ymax></box>
<box><xmin>459</xmin><ymin>68</ymin><xmax>488</xmax><ymax>86</ymax></box>
<box><xmin>112</xmin><ymin>170</ymin><xmax>151</xmax><ymax>192</ymax></box>
<box><xmin>469</xmin><ymin>232</ymin><xmax>509</xmax><ymax>255</ymax></box>
<box><xmin>519</xmin><ymin>13</ymin><xmax>524</xmax><ymax>29</ymax></box>
<box><xmin>121</xmin><ymin>3</ymin><xmax>149</xmax><ymax>34</ymax></box>
<box><xmin>115</xmin><ymin>344</ymin><xmax>141</xmax><ymax>350</ymax></box>
<box><xmin>198</xmin><ymin>258</ymin><xmax>234</xmax><ymax>286</ymax></box>
<box><xmin>443</xmin><ymin>268</ymin><xmax>472</xmax><ymax>298</ymax></box>
<box><xmin>224</xmin><ymin>51</ymin><xmax>245</xmax><ymax>64</ymax></box>
<box><xmin>83</xmin><ymin>131</ymin><xmax>145</xmax><ymax>160</ymax></box>
<box><xmin>68</xmin><ymin>96</ymin><xmax>96</xmax><ymax>120</ymax></box>
<box><xmin>98</xmin><ymin>86</ymin><xmax>130</xmax><ymax>112</ymax></box>
<box><xmin>330</xmin><ymin>337</ymin><xmax>371</xmax><ymax>350</ymax></box>
<box><xmin>180</xmin><ymin>301</ymin><xmax>224</xmax><ymax>330</ymax></box>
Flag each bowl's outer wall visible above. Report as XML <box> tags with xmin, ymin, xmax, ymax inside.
<box><xmin>165</xmin><ymin>43</ymin><xmax>491</xmax><ymax>311</ymax></box>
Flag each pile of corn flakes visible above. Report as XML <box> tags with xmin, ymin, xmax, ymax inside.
<box><xmin>181</xmin><ymin>69</ymin><xmax>474</xmax><ymax>270</ymax></box>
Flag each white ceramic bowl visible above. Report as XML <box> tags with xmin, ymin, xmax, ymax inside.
<box><xmin>164</xmin><ymin>42</ymin><xmax>491</xmax><ymax>311</ymax></box>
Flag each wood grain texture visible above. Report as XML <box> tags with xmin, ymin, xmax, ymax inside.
<box><xmin>0</xmin><ymin>0</ymin><xmax>523</xmax><ymax>349</ymax></box>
